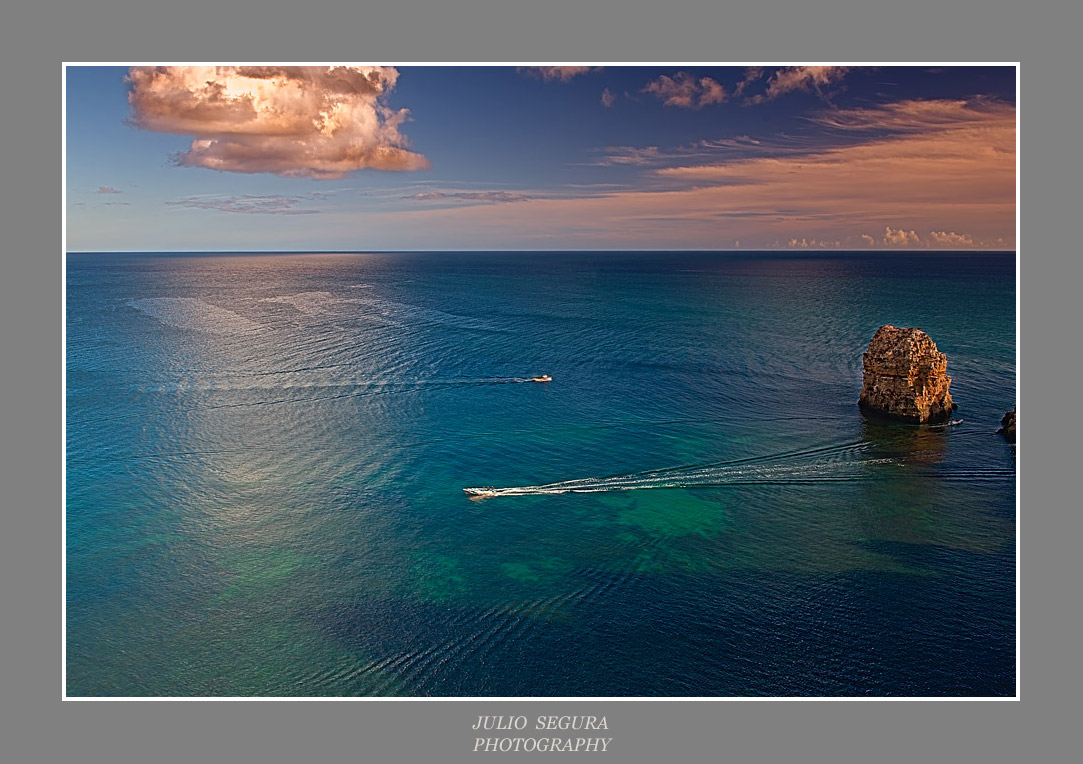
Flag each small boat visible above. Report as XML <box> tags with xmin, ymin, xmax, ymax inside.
<box><xmin>531</xmin><ymin>374</ymin><xmax>552</xmax><ymax>383</ymax></box>
<box><xmin>463</xmin><ymin>487</ymin><xmax>498</xmax><ymax>497</ymax></box>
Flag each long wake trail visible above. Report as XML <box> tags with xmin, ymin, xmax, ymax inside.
<box><xmin>465</xmin><ymin>435</ymin><xmax>1012</xmax><ymax>497</ymax></box>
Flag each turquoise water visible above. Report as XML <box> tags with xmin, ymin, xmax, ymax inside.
<box><xmin>66</xmin><ymin>251</ymin><xmax>1016</xmax><ymax>696</ymax></box>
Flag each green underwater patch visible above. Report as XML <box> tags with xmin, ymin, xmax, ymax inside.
<box><xmin>498</xmin><ymin>556</ymin><xmax>573</xmax><ymax>588</ymax></box>
<box><xmin>614</xmin><ymin>489</ymin><xmax>731</xmax><ymax>539</ymax></box>
<box><xmin>410</xmin><ymin>552</ymin><xmax>469</xmax><ymax>602</ymax></box>
<box><xmin>210</xmin><ymin>546</ymin><xmax>316</xmax><ymax>606</ymax></box>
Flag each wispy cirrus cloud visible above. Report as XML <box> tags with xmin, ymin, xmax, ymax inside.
<box><xmin>518</xmin><ymin>66</ymin><xmax>600</xmax><ymax>82</ymax></box>
<box><xmin>600</xmin><ymin>88</ymin><xmax>617</xmax><ymax>108</ymax></box>
<box><xmin>403</xmin><ymin>190</ymin><xmax>531</xmax><ymax>203</ymax></box>
<box><xmin>656</xmin><ymin>98</ymin><xmax>1014</xmax><ymax>197</ymax></box>
<box><xmin>643</xmin><ymin>72</ymin><xmax>726</xmax><ymax>109</ymax></box>
<box><xmin>589</xmin><ymin>133</ymin><xmax>823</xmax><ymax>169</ymax></box>
<box><xmin>126</xmin><ymin>66</ymin><xmax>429</xmax><ymax>179</ymax></box>
<box><xmin>385</xmin><ymin>98</ymin><xmax>1013</xmax><ymax>249</ymax></box>
<box><xmin>590</xmin><ymin>146</ymin><xmax>667</xmax><ymax>166</ymax></box>
<box><xmin>97</xmin><ymin>186</ymin><xmax>123</xmax><ymax>194</ymax></box>
<box><xmin>165</xmin><ymin>194</ymin><xmax>321</xmax><ymax>215</ymax></box>
<box><xmin>733</xmin><ymin>67</ymin><xmax>764</xmax><ymax>98</ymax></box>
<box><xmin>807</xmin><ymin>96</ymin><xmax>1011</xmax><ymax>132</ymax></box>
<box><xmin>746</xmin><ymin>66</ymin><xmax>852</xmax><ymax>104</ymax></box>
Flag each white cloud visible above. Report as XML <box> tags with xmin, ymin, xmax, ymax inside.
<box><xmin>855</xmin><ymin>227</ymin><xmax>983</xmax><ymax>248</ymax></box>
<box><xmin>787</xmin><ymin>237</ymin><xmax>841</xmax><ymax>249</ymax></box>
<box><xmin>928</xmin><ymin>230</ymin><xmax>975</xmax><ymax>246</ymax></box>
<box><xmin>883</xmin><ymin>226</ymin><xmax>921</xmax><ymax>246</ymax></box>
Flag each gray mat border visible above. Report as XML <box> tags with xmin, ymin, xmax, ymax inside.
<box><xmin>4</xmin><ymin>1</ymin><xmax>1075</xmax><ymax>762</ymax></box>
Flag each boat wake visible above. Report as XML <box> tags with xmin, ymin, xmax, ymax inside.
<box><xmin>463</xmin><ymin>434</ymin><xmax>1014</xmax><ymax>498</ymax></box>
<box><xmin>465</xmin><ymin>439</ymin><xmax>898</xmax><ymax>498</ymax></box>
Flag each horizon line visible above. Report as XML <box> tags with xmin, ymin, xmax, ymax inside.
<box><xmin>66</xmin><ymin>248</ymin><xmax>1018</xmax><ymax>255</ymax></box>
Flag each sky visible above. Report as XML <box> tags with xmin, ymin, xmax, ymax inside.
<box><xmin>65</xmin><ymin>65</ymin><xmax>1016</xmax><ymax>251</ymax></box>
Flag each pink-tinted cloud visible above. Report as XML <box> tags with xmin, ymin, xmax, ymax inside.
<box><xmin>601</xmin><ymin>88</ymin><xmax>617</xmax><ymax>108</ymax></box>
<box><xmin>519</xmin><ymin>66</ymin><xmax>599</xmax><ymax>82</ymax></box>
<box><xmin>126</xmin><ymin>66</ymin><xmax>429</xmax><ymax>179</ymax></box>
<box><xmin>166</xmin><ymin>195</ymin><xmax>320</xmax><ymax>215</ymax></box>
<box><xmin>643</xmin><ymin>72</ymin><xmax>727</xmax><ymax>109</ymax></box>
<box><xmin>376</xmin><ymin>98</ymin><xmax>1013</xmax><ymax>249</ymax></box>
<box><xmin>590</xmin><ymin>134</ymin><xmax>823</xmax><ymax>168</ymax></box>
<box><xmin>928</xmin><ymin>230</ymin><xmax>975</xmax><ymax>246</ymax></box>
<box><xmin>809</xmin><ymin>97</ymin><xmax>1011</xmax><ymax>133</ymax></box>
<box><xmin>854</xmin><ymin>227</ymin><xmax>979</xmax><ymax>248</ymax></box>
<box><xmin>97</xmin><ymin>186</ymin><xmax>122</xmax><ymax>194</ymax></box>
<box><xmin>403</xmin><ymin>191</ymin><xmax>531</xmax><ymax>203</ymax></box>
<box><xmin>882</xmin><ymin>226</ymin><xmax>921</xmax><ymax>246</ymax></box>
<box><xmin>592</xmin><ymin>146</ymin><xmax>665</xmax><ymax>166</ymax></box>
<box><xmin>788</xmin><ymin>237</ymin><xmax>841</xmax><ymax>249</ymax></box>
<box><xmin>733</xmin><ymin>67</ymin><xmax>764</xmax><ymax>98</ymax></box>
<box><xmin>747</xmin><ymin>66</ymin><xmax>851</xmax><ymax>103</ymax></box>
<box><xmin>655</xmin><ymin>98</ymin><xmax>1014</xmax><ymax>220</ymax></box>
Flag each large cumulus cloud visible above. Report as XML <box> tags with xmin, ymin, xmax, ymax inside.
<box><xmin>126</xmin><ymin>66</ymin><xmax>429</xmax><ymax>179</ymax></box>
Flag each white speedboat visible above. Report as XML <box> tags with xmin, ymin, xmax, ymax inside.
<box><xmin>463</xmin><ymin>487</ymin><xmax>498</xmax><ymax>497</ymax></box>
<box><xmin>531</xmin><ymin>374</ymin><xmax>552</xmax><ymax>383</ymax></box>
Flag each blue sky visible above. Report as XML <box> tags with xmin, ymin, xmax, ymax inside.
<box><xmin>66</xmin><ymin>65</ymin><xmax>1016</xmax><ymax>251</ymax></box>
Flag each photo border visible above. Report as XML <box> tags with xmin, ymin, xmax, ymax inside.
<box><xmin>5</xmin><ymin>1</ymin><xmax>1072</xmax><ymax>762</ymax></box>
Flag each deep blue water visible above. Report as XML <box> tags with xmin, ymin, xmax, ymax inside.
<box><xmin>66</xmin><ymin>251</ymin><xmax>1016</xmax><ymax>696</ymax></box>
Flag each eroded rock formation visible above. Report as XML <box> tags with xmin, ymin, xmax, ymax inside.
<box><xmin>858</xmin><ymin>325</ymin><xmax>955</xmax><ymax>423</ymax></box>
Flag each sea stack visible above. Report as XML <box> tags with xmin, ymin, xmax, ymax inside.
<box><xmin>858</xmin><ymin>325</ymin><xmax>955</xmax><ymax>423</ymax></box>
<box><xmin>998</xmin><ymin>409</ymin><xmax>1016</xmax><ymax>443</ymax></box>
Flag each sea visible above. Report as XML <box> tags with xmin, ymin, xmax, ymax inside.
<box><xmin>65</xmin><ymin>251</ymin><xmax>1016</xmax><ymax>696</ymax></box>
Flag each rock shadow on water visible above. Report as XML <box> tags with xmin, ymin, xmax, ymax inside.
<box><xmin>858</xmin><ymin>415</ymin><xmax>949</xmax><ymax>468</ymax></box>
<box><xmin>853</xmin><ymin>416</ymin><xmax>951</xmax><ymax>539</ymax></box>
<box><xmin>852</xmin><ymin>415</ymin><xmax>1013</xmax><ymax>557</ymax></box>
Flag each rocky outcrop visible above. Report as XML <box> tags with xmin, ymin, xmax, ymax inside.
<box><xmin>998</xmin><ymin>409</ymin><xmax>1016</xmax><ymax>443</ymax></box>
<box><xmin>858</xmin><ymin>325</ymin><xmax>955</xmax><ymax>423</ymax></box>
